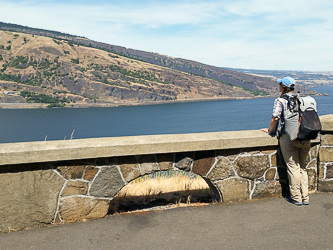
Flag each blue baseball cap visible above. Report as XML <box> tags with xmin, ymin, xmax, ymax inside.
<box><xmin>277</xmin><ymin>77</ymin><xmax>295</xmax><ymax>88</ymax></box>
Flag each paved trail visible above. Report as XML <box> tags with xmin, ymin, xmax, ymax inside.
<box><xmin>1</xmin><ymin>193</ymin><xmax>332</xmax><ymax>250</ymax></box>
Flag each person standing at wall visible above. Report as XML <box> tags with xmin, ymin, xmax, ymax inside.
<box><xmin>261</xmin><ymin>77</ymin><xmax>310</xmax><ymax>206</ymax></box>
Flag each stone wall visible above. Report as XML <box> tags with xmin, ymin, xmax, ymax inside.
<box><xmin>318</xmin><ymin>115</ymin><xmax>333</xmax><ymax>192</ymax></box>
<box><xmin>0</xmin><ymin>115</ymin><xmax>332</xmax><ymax>233</ymax></box>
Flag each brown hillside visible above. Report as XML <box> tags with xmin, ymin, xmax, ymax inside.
<box><xmin>0</xmin><ymin>29</ymin><xmax>317</xmax><ymax>107</ymax></box>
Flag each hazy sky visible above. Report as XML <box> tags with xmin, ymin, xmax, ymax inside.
<box><xmin>1</xmin><ymin>0</ymin><xmax>332</xmax><ymax>71</ymax></box>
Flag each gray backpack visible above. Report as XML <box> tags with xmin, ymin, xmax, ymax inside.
<box><xmin>281</xmin><ymin>93</ymin><xmax>321</xmax><ymax>140</ymax></box>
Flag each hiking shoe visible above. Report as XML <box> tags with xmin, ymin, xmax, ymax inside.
<box><xmin>284</xmin><ymin>195</ymin><xmax>302</xmax><ymax>206</ymax></box>
<box><xmin>302</xmin><ymin>201</ymin><xmax>309</xmax><ymax>205</ymax></box>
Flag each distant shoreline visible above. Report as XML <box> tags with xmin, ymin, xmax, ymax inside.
<box><xmin>0</xmin><ymin>91</ymin><xmax>329</xmax><ymax>110</ymax></box>
<box><xmin>0</xmin><ymin>96</ymin><xmax>269</xmax><ymax>109</ymax></box>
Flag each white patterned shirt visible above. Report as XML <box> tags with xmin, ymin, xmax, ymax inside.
<box><xmin>271</xmin><ymin>93</ymin><xmax>294</xmax><ymax>121</ymax></box>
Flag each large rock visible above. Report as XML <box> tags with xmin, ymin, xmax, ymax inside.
<box><xmin>84</xmin><ymin>166</ymin><xmax>99</xmax><ymax>181</ymax></box>
<box><xmin>252</xmin><ymin>181</ymin><xmax>282</xmax><ymax>199</ymax></box>
<box><xmin>319</xmin><ymin>147</ymin><xmax>333</xmax><ymax>162</ymax></box>
<box><xmin>0</xmin><ymin>169</ymin><xmax>65</xmax><ymax>233</ymax></box>
<box><xmin>192</xmin><ymin>157</ymin><xmax>215</xmax><ymax>176</ymax></box>
<box><xmin>156</xmin><ymin>154</ymin><xmax>174</xmax><ymax>171</ymax></box>
<box><xmin>321</xmin><ymin>134</ymin><xmax>333</xmax><ymax>146</ymax></box>
<box><xmin>234</xmin><ymin>155</ymin><xmax>270</xmax><ymax>179</ymax></box>
<box><xmin>89</xmin><ymin>166</ymin><xmax>125</xmax><ymax>197</ymax></box>
<box><xmin>216</xmin><ymin>178</ymin><xmax>249</xmax><ymax>202</ymax></box>
<box><xmin>59</xmin><ymin>196</ymin><xmax>110</xmax><ymax>222</ymax></box>
<box><xmin>61</xmin><ymin>180</ymin><xmax>89</xmax><ymax>196</ymax></box>
<box><xmin>57</xmin><ymin>165</ymin><xmax>85</xmax><ymax>179</ymax></box>
<box><xmin>206</xmin><ymin>157</ymin><xmax>235</xmax><ymax>181</ymax></box>
<box><xmin>320</xmin><ymin>114</ymin><xmax>333</xmax><ymax>132</ymax></box>
<box><xmin>175</xmin><ymin>157</ymin><xmax>193</xmax><ymax>171</ymax></box>
<box><xmin>265</xmin><ymin>168</ymin><xmax>276</xmax><ymax>180</ymax></box>
<box><xmin>119</xmin><ymin>156</ymin><xmax>141</xmax><ymax>182</ymax></box>
<box><xmin>138</xmin><ymin>155</ymin><xmax>160</xmax><ymax>175</ymax></box>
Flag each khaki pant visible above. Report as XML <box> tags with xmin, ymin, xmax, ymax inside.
<box><xmin>279</xmin><ymin>135</ymin><xmax>311</xmax><ymax>203</ymax></box>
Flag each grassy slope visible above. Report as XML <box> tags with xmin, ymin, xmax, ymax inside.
<box><xmin>0</xmin><ymin>26</ymin><xmax>318</xmax><ymax>107</ymax></box>
<box><xmin>0</xmin><ymin>30</ymin><xmax>261</xmax><ymax>106</ymax></box>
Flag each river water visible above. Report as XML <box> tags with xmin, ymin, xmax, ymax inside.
<box><xmin>0</xmin><ymin>86</ymin><xmax>332</xmax><ymax>143</ymax></box>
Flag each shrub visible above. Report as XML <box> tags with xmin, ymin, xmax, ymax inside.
<box><xmin>53</xmin><ymin>39</ymin><xmax>62</xmax><ymax>45</ymax></box>
<box><xmin>8</xmin><ymin>56</ymin><xmax>29</xmax><ymax>69</ymax></box>
<box><xmin>38</xmin><ymin>59</ymin><xmax>51</xmax><ymax>70</ymax></box>
<box><xmin>108</xmin><ymin>54</ymin><xmax>119</xmax><ymax>58</ymax></box>
<box><xmin>43</xmin><ymin>70</ymin><xmax>53</xmax><ymax>77</ymax></box>
<box><xmin>28</xmin><ymin>60</ymin><xmax>37</xmax><ymax>68</ymax></box>
<box><xmin>47</xmin><ymin>103</ymin><xmax>66</xmax><ymax>108</ymax></box>
<box><xmin>20</xmin><ymin>91</ymin><xmax>70</xmax><ymax>105</ymax></box>
<box><xmin>71</xmin><ymin>58</ymin><xmax>79</xmax><ymax>64</ymax></box>
<box><xmin>56</xmin><ymin>90</ymin><xmax>67</xmax><ymax>94</ymax></box>
<box><xmin>0</xmin><ymin>72</ymin><xmax>21</xmax><ymax>83</ymax></box>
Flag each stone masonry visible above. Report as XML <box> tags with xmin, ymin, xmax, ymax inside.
<box><xmin>0</xmin><ymin>143</ymin><xmax>322</xmax><ymax>233</ymax></box>
<box><xmin>318</xmin><ymin>132</ymin><xmax>333</xmax><ymax>192</ymax></box>
<box><xmin>0</xmin><ymin>114</ymin><xmax>332</xmax><ymax>233</ymax></box>
<box><xmin>50</xmin><ymin>144</ymin><xmax>318</xmax><ymax>224</ymax></box>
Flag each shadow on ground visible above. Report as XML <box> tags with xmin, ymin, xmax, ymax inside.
<box><xmin>108</xmin><ymin>188</ymin><xmax>212</xmax><ymax>214</ymax></box>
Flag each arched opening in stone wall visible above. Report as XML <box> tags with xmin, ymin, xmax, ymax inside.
<box><xmin>109</xmin><ymin>170</ymin><xmax>214</xmax><ymax>214</ymax></box>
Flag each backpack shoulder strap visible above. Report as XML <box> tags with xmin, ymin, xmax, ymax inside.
<box><xmin>280</xmin><ymin>93</ymin><xmax>299</xmax><ymax>112</ymax></box>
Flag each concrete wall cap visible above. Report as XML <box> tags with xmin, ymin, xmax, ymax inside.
<box><xmin>320</xmin><ymin>114</ymin><xmax>333</xmax><ymax>132</ymax></box>
<box><xmin>0</xmin><ymin>130</ymin><xmax>277</xmax><ymax>166</ymax></box>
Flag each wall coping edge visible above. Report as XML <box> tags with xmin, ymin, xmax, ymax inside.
<box><xmin>0</xmin><ymin>130</ymin><xmax>278</xmax><ymax>166</ymax></box>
